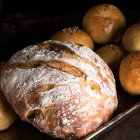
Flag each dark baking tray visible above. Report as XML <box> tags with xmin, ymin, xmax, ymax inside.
<box><xmin>0</xmin><ymin>10</ymin><xmax>140</xmax><ymax>140</ymax></box>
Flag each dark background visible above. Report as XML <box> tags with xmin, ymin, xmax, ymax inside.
<box><xmin>0</xmin><ymin>0</ymin><xmax>140</xmax><ymax>16</ymax></box>
<box><xmin>0</xmin><ymin>0</ymin><xmax>140</xmax><ymax>61</ymax></box>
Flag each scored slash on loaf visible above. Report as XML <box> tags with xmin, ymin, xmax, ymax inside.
<box><xmin>0</xmin><ymin>40</ymin><xmax>118</xmax><ymax>139</ymax></box>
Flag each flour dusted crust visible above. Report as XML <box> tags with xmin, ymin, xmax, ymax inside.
<box><xmin>0</xmin><ymin>40</ymin><xmax>118</xmax><ymax>139</ymax></box>
<box><xmin>0</xmin><ymin>62</ymin><xmax>17</xmax><ymax>131</ymax></box>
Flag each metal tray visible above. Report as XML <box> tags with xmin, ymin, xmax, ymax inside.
<box><xmin>83</xmin><ymin>96</ymin><xmax>140</xmax><ymax>140</ymax></box>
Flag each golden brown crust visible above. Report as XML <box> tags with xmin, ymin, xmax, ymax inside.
<box><xmin>119</xmin><ymin>51</ymin><xmax>140</xmax><ymax>95</ymax></box>
<box><xmin>0</xmin><ymin>90</ymin><xmax>17</xmax><ymax>131</ymax></box>
<box><xmin>1</xmin><ymin>40</ymin><xmax>117</xmax><ymax>139</ymax></box>
<box><xmin>96</xmin><ymin>44</ymin><xmax>127</xmax><ymax>75</ymax></box>
<box><xmin>122</xmin><ymin>22</ymin><xmax>140</xmax><ymax>52</ymax></box>
<box><xmin>51</xmin><ymin>26</ymin><xmax>94</xmax><ymax>50</ymax></box>
<box><xmin>0</xmin><ymin>62</ymin><xmax>17</xmax><ymax>131</ymax></box>
<box><xmin>83</xmin><ymin>3</ymin><xmax>126</xmax><ymax>44</ymax></box>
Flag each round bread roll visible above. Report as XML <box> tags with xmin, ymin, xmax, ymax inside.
<box><xmin>83</xmin><ymin>3</ymin><xmax>126</xmax><ymax>44</ymax></box>
<box><xmin>119</xmin><ymin>51</ymin><xmax>140</xmax><ymax>95</ymax></box>
<box><xmin>51</xmin><ymin>26</ymin><xmax>94</xmax><ymax>50</ymax></box>
<box><xmin>96</xmin><ymin>44</ymin><xmax>127</xmax><ymax>75</ymax></box>
<box><xmin>0</xmin><ymin>40</ymin><xmax>118</xmax><ymax>139</ymax></box>
<box><xmin>122</xmin><ymin>22</ymin><xmax>140</xmax><ymax>52</ymax></box>
<box><xmin>0</xmin><ymin>90</ymin><xmax>17</xmax><ymax>131</ymax></box>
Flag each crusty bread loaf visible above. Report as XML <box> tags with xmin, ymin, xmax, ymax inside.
<box><xmin>0</xmin><ymin>40</ymin><xmax>118</xmax><ymax>139</ymax></box>
<box><xmin>0</xmin><ymin>62</ymin><xmax>17</xmax><ymax>131</ymax></box>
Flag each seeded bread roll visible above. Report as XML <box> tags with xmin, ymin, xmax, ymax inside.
<box><xmin>83</xmin><ymin>3</ymin><xmax>126</xmax><ymax>44</ymax></box>
<box><xmin>96</xmin><ymin>44</ymin><xmax>127</xmax><ymax>75</ymax></box>
<box><xmin>51</xmin><ymin>26</ymin><xmax>94</xmax><ymax>50</ymax></box>
<box><xmin>122</xmin><ymin>22</ymin><xmax>140</xmax><ymax>52</ymax></box>
<box><xmin>0</xmin><ymin>40</ymin><xmax>118</xmax><ymax>139</ymax></box>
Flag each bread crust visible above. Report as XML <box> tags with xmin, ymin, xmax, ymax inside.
<box><xmin>0</xmin><ymin>62</ymin><xmax>17</xmax><ymax>131</ymax></box>
<box><xmin>119</xmin><ymin>51</ymin><xmax>140</xmax><ymax>95</ymax></box>
<box><xmin>122</xmin><ymin>22</ymin><xmax>140</xmax><ymax>52</ymax></box>
<box><xmin>0</xmin><ymin>40</ymin><xmax>117</xmax><ymax>139</ymax></box>
<box><xmin>96</xmin><ymin>44</ymin><xmax>127</xmax><ymax>75</ymax></box>
<box><xmin>51</xmin><ymin>27</ymin><xmax>94</xmax><ymax>50</ymax></box>
<box><xmin>83</xmin><ymin>3</ymin><xmax>126</xmax><ymax>44</ymax></box>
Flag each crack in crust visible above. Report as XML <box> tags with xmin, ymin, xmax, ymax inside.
<box><xmin>3</xmin><ymin>60</ymin><xmax>86</xmax><ymax>78</ymax></box>
<box><xmin>37</xmin><ymin>42</ymin><xmax>99</xmax><ymax>69</ymax></box>
<box><xmin>37</xmin><ymin>42</ymin><xmax>113</xmax><ymax>82</ymax></box>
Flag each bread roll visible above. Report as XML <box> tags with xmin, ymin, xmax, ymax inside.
<box><xmin>0</xmin><ymin>62</ymin><xmax>17</xmax><ymax>131</ymax></box>
<box><xmin>0</xmin><ymin>40</ymin><xmax>118</xmax><ymax>139</ymax></box>
<box><xmin>96</xmin><ymin>44</ymin><xmax>127</xmax><ymax>75</ymax></box>
<box><xmin>0</xmin><ymin>90</ymin><xmax>17</xmax><ymax>131</ymax></box>
<box><xmin>83</xmin><ymin>3</ymin><xmax>126</xmax><ymax>44</ymax></box>
<box><xmin>51</xmin><ymin>26</ymin><xmax>94</xmax><ymax>50</ymax></box>
<box><xmin>122</xmin><ymin>22</ymin><xmax>140</xmax><ymax>52</ymax></box>
<box><xmin>119</xmin><ymin>51</ymin><xmax>140</xmax><ymax>96</ymax></box>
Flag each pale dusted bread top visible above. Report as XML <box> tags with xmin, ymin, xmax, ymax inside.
<box><xmin>1</xmin><ymin>40</ymin><xmax>117</xmax><ymax>139</ymax></box>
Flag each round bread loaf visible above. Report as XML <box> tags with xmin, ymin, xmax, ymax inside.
<box><xmin>83</xmin><ymin>3</ymin><xmax>126</xmax><ymax>44</ymax></box>
<box><xmin>0</xmin><ymin>40</ymin><xmax>118</xmax><ymax>139</ymax></box>
<box><xmin>51</xmin><ymin>26</ymin><xmax>94</xmax><ymax>50</ymax></box>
